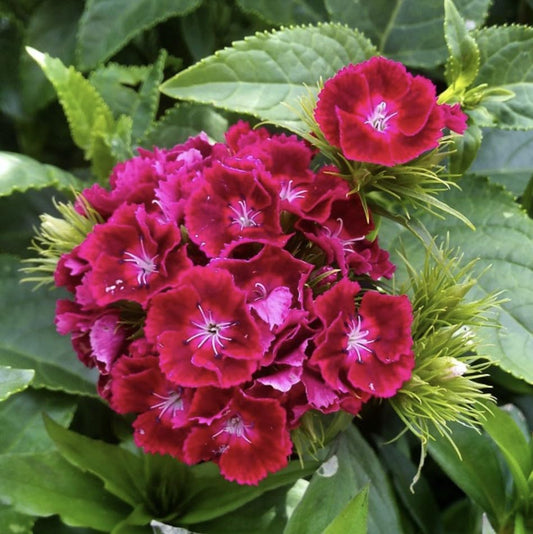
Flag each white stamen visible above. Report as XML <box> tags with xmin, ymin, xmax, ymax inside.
<box><xmin>229</xmin><ymin>200</ymin><xmax>260</xmax><ymax>230</ymax></box>
<box><xmin>346</xmin><ymin>316</ymin><xmax>375</xmax><ymax>363</ymax></box>
<box><xmin>280</xmin><ymin>180</ymin><xmax>307</xmax><ymax>202</ymax></box>
<box><xmin>123</xmin><ymin>238</ymin><xmax>158</xmax><ymax>287</ymax></box>
<box><xmin>323</xmin><ymin>218</ymin><xmax>365</xmax><ymax>253</ymax></box>
<box><xmin>212</xmin><ymin>414</ymin><xmax>252</xmax><ymax>443</ymax></box>
<box><xmin>365</xmin><ymin>101</ymin><xmax>397</xmax><ymax>133</ymax></box>
<box><xmin>186</xmin><ymin>304</ymin><xmax>235</xmax><ymax>355</ymax></box>
<box><xmin>151</xmin><ymin>390</ymin><xmax>184</xmax><ymax>419</ymax></box>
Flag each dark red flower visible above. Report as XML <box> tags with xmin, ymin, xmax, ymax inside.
<box><xmin>314</xmin><ymin>56</ymin><xmax>454</xmax><ymax>166</ymax></box>
<box><xmin>145</xmin><ymin>266</ymin><xmax>267</xmax><ymax>388</ymax></box>
<box><xmin>311</xmin><ymin>279</ymin><xmax>414</xmax><ymax>397</ymax></box>
<box><xmin>184</xmin><ymin>388</ymin><xmax>292</xmax><ymax>485</ymax></box>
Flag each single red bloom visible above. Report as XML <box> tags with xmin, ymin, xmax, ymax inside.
<box><xmin>183</xmin><ymin>388</ymin><xmax>292</xmax><ymax>485</ymax></box>
<box><xmin>314</xmin><ymin>56</ymin><xmax>448</xmax><ymax>166</ymax></box>
<box><xmin>77</xmin><ymin>203</ymin><xmax>190</xmax><ymax>307</ymax></box>
<box><xmin>145</xmin><ymin>266</ymin><xmax>267</xmax><ymax>388</ymax></box>
<box><xmin>442</xmin><ymin>103</ymin><xmax>468</xmax><ymax>134</ymax></box>
<box><xmin>311</xmin><ymin>279</ymin><xmax>414</xmax><ymax>397</ymax></box>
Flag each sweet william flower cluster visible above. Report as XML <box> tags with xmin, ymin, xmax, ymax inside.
<box><xmin>53</xmin><ymin>57</ymin><xmax>467</xmax><ymax>485</ymax></box>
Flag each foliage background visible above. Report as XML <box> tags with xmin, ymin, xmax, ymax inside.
<box><xmin>1</xmin><ymin>0</ymin><xmax>533</xmax><ymax>533</ymax></box>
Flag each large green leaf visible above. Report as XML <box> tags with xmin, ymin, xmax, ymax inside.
<box><xmin>0</xmin><ymin>451</ymin><xmax>131</xmax><ymax>531</ymax></box>
<box><xmin>469</xmin><ymin>129</ymin><xmax>533</xmax><ymax>196</ymax></box>
<box><xmin>474</xmin><ymin>25</ymin><xmax>533</xmax><ymax>130</ymax></box>
<box><xmin>236</xmin><ymin>0</ymin><xmax>328</xmax><ymax>25</ymax></box>
<box><xmin>0</xmin><ymin>366</ymin><xmax>34</xmax><ymax>402</ymax></box>
<box><xmin>0</xmin><ymin>254</ymin><xmax>98</xmax><ymax>396</ymax></box>
<box><xmin>44</xmin><ymin>416</ymin><xmax>147</xmax><ymax>507</ymax></box>
<box><xmin>76</xmin><ymin>0</ymin><xmax>202</xmax><ymax>70</ymax></box>
<box><xmin>284</xmin><ymin>425</ymin><xmax>402</xmax><ymax>534</ymax></box>
<box><xmin>325</xmin><ymin>0</ymin><xmax>490</xmax><ymax>68</ymax></box>
<box><xmin>0</xmin><ymin>152</ymin><xmax>82</xmax><ymax>197</ymax></box>
<box><xmin>19</xmin><ymin>0</ymin><xmax>83</xmax><ymax>115</ymax></box>
<box><xmin>141</xmin><ymin>103</ymin><xmax>229</xmax><ymax>148</ymax></box>
<box><xmin>380</xmin><ymin>176</ymin><xmax>533</xmax><ymax>384</ymax></box>
<box><xmin>428</xmin><ymin>424</ymin><xmax>508</xmax><ymax>529</ymax></box>
<box><xmin>160</xmin><ymin>23</ymin><xmax>377</xmax><ymax>132</ymax></box>
<box><xmin>0</xmin><ymin>389</ymin><xmax>76</xmax><ymax>454</ymax></box>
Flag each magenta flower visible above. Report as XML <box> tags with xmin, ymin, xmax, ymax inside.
<box><xmin>185</xmin><ymin>157</ymin><xmax>286</xmax><ymax>258</ymax></box>
<box><xmin>311</xmin><ymin>278</ymin><xmax>414</xmax><ymax>397</ymax></box>
<box><xmin>314</xmin><ymin>56</ymin><xmax>466</xmax><ymax>166</ymax></box>
<box><xmin>77</xmin><ymin>203</ymin><xmax>190</xmax><ymax>307</ymax></box>
<box><xmin>184</xmin><ymin>388</ymin><xmax>292</xmax><ymax>485</ymax></box>
<box><xmin>145</xmin><ymin>266</ymin><xmax>267</xmax><ymax>388</ymax></box>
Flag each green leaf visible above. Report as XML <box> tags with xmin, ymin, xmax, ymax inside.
<box><xmin>26</xmin><ymin>47</ymin><xmax>115</xmax><ymax>155</ymax></box>
<box><xmin>44</xmin><ymin>415</ymin><xmax>147</xmax><ymax>507</ymax></box>
<box><xmin>325</xmin><ymin>0</ymin><xmax>490</xmax><ymax>68</ymax></box>
<box><xmin>189</xmin><ymin>480</ymin><xmax>309</xmax><ymax>534</ymax></box>
<box><xmin>380</xmin><ymin>176</ymin><xmax>533</xmax><ymax>384</ymax></box>
<box><xmin>0</xmin><ymin>254</ymin><xmax>98</xmax><ymax>396</ymax></box>
<box><xmin>0</xmin><ymin>366</ymin><xmax>34</xmax><ymax>402</ymax></box>
<box><xmin>284</xmin><ymin>425</ymin><xmax>402</xmax><ymax>534</ymax></box>
<box><xmin>0</xmin><ymin>502</ymin><xmax>35</xmax><ymax>534</ymax></box>
<box><xmin>474</xmin><ymin>25</ymin><xmax>533</xmax><ymax>129</ymax></box>
<box><xmin>379</xmin><ymin>443</ymin><xmax>443</xmax><ymax>534</ymax></box>
<box><xmin>0</xmin><ymin>152</ymin><xmax>82</xmax><ymax>197</ymax></box>
<box><xmin>89</xmin><ymin>63</ymin><xmax>151</xmax><ymax>118</ymax></box>
<box><xmin>443</xmin><ymin>0</ymin><xmax>480</xmax><ymax>91</ymax></box>
<box><xmin>0</xmin><ymin>451</ymin><xmax>131</xmax><ymax>531</ymax></box>
<box><xmin>141</xmin><ymin>103</ymin><xmax>229</xmax><ymax>148</ymax></box>
<box><xmin>76</xmin><ymin>0</ymin><xmax>202</xmax><ymax>70</ymax></box>
<box><xmin>483</xmin><ymin>405</ymin><xmax>531</xmax><ymax>504</ymax></box>
<box><xmin>0</xmin><ymin>389</ymin><xmax>76</xmax><ymax>454</ymax></box>
<box><xmin>428</xmin><ymin>423</ymin><xmax>508</xmax><ymax>529</ymax></box>
<box><xmin>323</xmin><ymin>485</ymin><xmax>369</xmax><ymax>534</ymax></box>
<box><xmin>179</xmin><ymin>459</ymin><xmax>318</xmax><ymax>524</ymax></box>
<box><xmin>236</xmin><ymin>0</ymin><xmax>328</xmax><ymax>25</ymax></box>
<box><xmin>469</xmin><ymin>129</ymin><xmax>533</xmax><ymax>196</ymax></box>
<box><xmin>160</xmin><ymin>23</ymin><xmax>377</xmax><ymax>132</ymax></box>
<box><xmin>130</xmin><ymin>49</ymin><xmax>167</xmax><ymax>142</ymax></box>
<box><xmin>449</xmin><ymin>123</ymin><xmax>482</xmax><ymax>175</ymax></box>
<box><xmin>18</xmin><ymin>0</ymin><xmax>83</xmax><ymax>115</ymax></box>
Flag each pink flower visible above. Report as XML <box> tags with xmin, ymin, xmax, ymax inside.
<box><xmin>77</xmin><ymin>203</ymin><xmax>190</xmax><ymax>307</ymax></box>
<box><xmin>145</xmin><ymin>266</ymin><xmax>267</xmax><ymax>388</ymax></box>
<box><xmin>184</xmin><ymin>388</ymin><xmax>292</xmax><ymax>485</ymax></box>
<box><xmin>442</xmin><ymin>103</ymin><xmax>468</xmax><ymax>134</ymax></box>
<box><xmin>314</xmin><ymin>56</ymin><xmax>462</xmax><ymax>166</ymax></box>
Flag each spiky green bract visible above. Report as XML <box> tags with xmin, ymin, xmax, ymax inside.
<box><xmin>388</xmin><ymin>244</ymin><xmax>501</xmax><ymax>486</ymax></box>
<box><xmin>288</xmin><ymin>89</ymin><xmax>472</xmax><ymax>228</ymax></box>
<box><xmin>21</xmin><ymin>195</ymin><xmax>102</xmax><ymax>287</ymax></box>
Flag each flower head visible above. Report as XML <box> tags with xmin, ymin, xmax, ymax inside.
<box><xmin>314</xmin><ymin>56</ymin><xmax>466</xmax><ymax>166</ymax></box>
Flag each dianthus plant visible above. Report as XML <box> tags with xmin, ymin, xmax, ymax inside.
<box><xmin>28</xmin><ymin>56</ymin><xmax>493</xmax><ymax>486</ymax></box>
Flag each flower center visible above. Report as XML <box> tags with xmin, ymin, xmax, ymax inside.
<box><xmin>123</xmin><ymin>238</ymin><xmax>158</xmax><ymax>287</ymax></box>
<box><xmin>151</xmin><ymin>390</ymin><xmax>184</xmax><ymax>420</ymax></box>
<box><xmin>365</xmin><ymin>101</ymin><xmax>397</xmax><ymax>133</ymax></box>
<box><xmin>346</xmin><ymin>316</ymin><xmax>375</xmax><ymax>363</ymax></box>
<box><xmin>185</xmin><ymin>303</ymin><xmax>235</xmax><ymax>357</ymax></box>
<box><xmin>323</xmin><ymin>218</ymin><xmax>365</xmax><ymax>253</ymax></box>
<box><xmin>229</xmin><ymin>200</ymin><xmax>260</xmax><ymax>230</ymax></box>
<box><xmin>213</xmin><ymin>414</ymin><xmax>253</xmax><ymax>443</ymax></box>
<box><xmin>280</xmin><ymin>180</ymin><xmax>307</xmax><ymax>203</ymax></box>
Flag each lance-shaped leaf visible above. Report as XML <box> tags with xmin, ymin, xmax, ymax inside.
<box><xmin>160</xmin><ymin>23</ymin><xmax>377</xmax><ymax>132</ymax></box>
<box><xmin>443</xmin><ymin>0</ymin><xmax>480</xmax><ymax>93</ymax></box>
<box><xmin>323</xmin><ymin>485</ymin><xmax>369</xmax><ymax>534</ymax></box>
